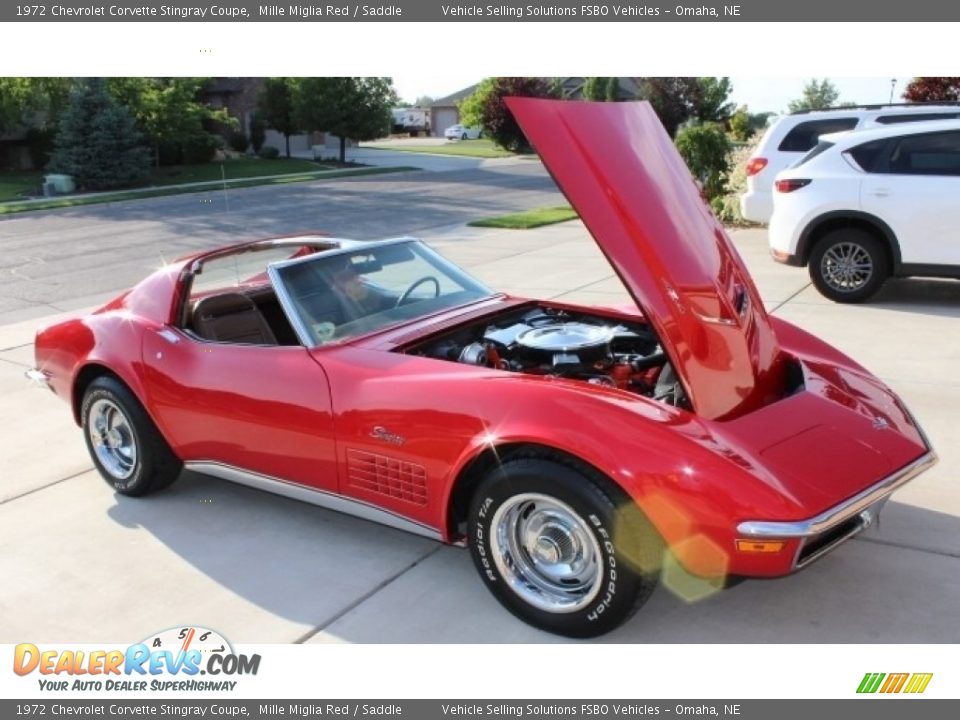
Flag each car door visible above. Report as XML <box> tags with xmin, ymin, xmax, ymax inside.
<box><xmin>141</xmin><ymin>328</ymin><xmax>339</xmax><ymax>492</ymax></box>
<box><xmin>860</xmin><ymin>129</ymin><xmax>960</xmax><ymax>266</ymax></box>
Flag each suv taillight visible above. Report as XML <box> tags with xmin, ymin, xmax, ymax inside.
<box><xmin>775</xmin><ymin>179</ymin><xmax>811</xmax><ymax>193</ymax></box>
<box><xmin>746</xmin><ymin>157</ymin><xmax>768</xmax><ymax>176</ymax></box>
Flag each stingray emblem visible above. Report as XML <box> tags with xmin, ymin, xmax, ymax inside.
<box><xmin>370</xmin><ymin>426</ymin><xmax>405</xmax><ymax>446</ymax></box>
<box><xmin>873</xmin><ymin>416</ymin><xmax>890</xmax><ymax>430</ymax></box>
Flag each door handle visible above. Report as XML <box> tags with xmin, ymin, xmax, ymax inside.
<box><xmin>869</xmin><ymin>188</ymin><xmax>891</xmax><ymax>197</ymax></box>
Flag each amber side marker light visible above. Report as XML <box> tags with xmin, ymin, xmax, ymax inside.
<box><xmin>735</xmin><ymin>540</ymin><xmax>786</xmax><ymax>553</ymax></box>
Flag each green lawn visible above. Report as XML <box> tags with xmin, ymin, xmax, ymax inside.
<box><xmin>0</xmin><ymin>170</ymin><xmax>44</xmax><ymax>202</ymax></box>
<box><xmin>0</xmin><ymin>165</ymin><xmax>419</xmax><ymax>215</ymax></box>
<box><xmin>468</xmin><ymin>205</ymin><xmax>579</xmax><ymax>229</ymax></box>
<box><xmin>147</xmin><ymin>157</ymin><xmax>331</xmax><ymax>186</ymax></box>
<box><xmin>0</xmin><ymin>158</ymin><xmax>330</xmax><ymax>202</ymax></box>
<box><xmin>368</xmin><ymin>139</ymin><xmax>516</xmax><ymax>159</ymax></box>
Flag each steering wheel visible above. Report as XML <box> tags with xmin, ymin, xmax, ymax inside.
<box><xmin>396</xmin><ymin>276</ymin><xmax>441</xmax><ymax>307</ymax></box>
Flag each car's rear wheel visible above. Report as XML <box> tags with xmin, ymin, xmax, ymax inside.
<box><xmin>809</xmin><ymin>228</ymin><xmax>889</xmax><ymax>303</ymax></box>
<box><xmin>468</xmin><ymin>457</ymin><xmax>662</xmax><ymax>638</ymax></box>
<box><xmin>81</xmin><ymin>376</ymin><xmax>182</xmax><ymax>496</ymax></box>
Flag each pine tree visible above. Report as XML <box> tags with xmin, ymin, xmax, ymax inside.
<box><xmin>48</xmin><ymin>78</ymin><xmax>150</xmax><ymax>191</ymax></box>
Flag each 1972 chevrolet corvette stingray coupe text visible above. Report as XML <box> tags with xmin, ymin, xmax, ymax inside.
<box><xmin>29</xmin><ymin>99</ymin><xmax>936</xmax><ymax>637</ymax></box>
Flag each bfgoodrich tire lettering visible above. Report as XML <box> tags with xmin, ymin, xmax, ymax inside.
<box><xmin>468</xmin><ymin>457</ymin><xmax>662</xmax><ymax>638</ymax></box>
<box><xmin>81</xmin><ymin>376</ymin><xmax>182</xmax><ymax>496</ymax></box>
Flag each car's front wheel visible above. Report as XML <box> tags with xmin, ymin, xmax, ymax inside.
<box><xmin>81</xmin><ymin>376</ymin><xmax>182</xmax><ymax>496</ymax></box>
<box><xmin>809</xmin><ymin>228</ymin><xmax>889</xmax><ymax>302</ymax></box>
<box><xmin>468</xmin><ymin>457</ymin><xmax>662</xmax><ymax>637</ymax></box>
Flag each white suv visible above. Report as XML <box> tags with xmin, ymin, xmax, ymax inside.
<box><xmin>741</xmin><ymin>105</ymin><xmax>960</xmax><ymax>223</ymax></box>
<box><xmin>768</xmin><ymin>120</ymin><xmax>960</xmax><ymax>302</ymax></box>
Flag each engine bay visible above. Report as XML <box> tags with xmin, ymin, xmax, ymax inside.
<box><xmin>405</xmin><ymin>305</ymin><xmax>689</xmax><ymax>408</ymax></box>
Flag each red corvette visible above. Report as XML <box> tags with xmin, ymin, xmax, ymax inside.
<box><xmin>29</xmin><ymin>99</ymin><xmax>936</xmax><ymax>637</ymax></box>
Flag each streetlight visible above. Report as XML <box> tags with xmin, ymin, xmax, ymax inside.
<box><xmin>889</xmin><ymin>78</ymin><xmax>897</xmax><ymax>104</ymax></box>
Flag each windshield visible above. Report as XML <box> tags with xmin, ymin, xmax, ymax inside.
<box><xmin>269</xmin><ymin>240</ymin><xmax>493</xmax><ymax>346</ymax></box>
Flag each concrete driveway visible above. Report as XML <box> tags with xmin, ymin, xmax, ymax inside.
<box><xmin>1</xmin><ymin>217</ymin><xmax>957</xmax><ymax>644</ymax></box>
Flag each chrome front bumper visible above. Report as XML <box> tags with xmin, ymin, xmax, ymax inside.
<box><xmin>736</xmin><ymin>447</ymin><xmax>938</xmax><ymax>570</ymax></box>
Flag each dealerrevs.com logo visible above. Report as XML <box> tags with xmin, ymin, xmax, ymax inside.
<box><xmin>13</xmin><ymin>626</ymin><xmax>260</xmax><ymax>692</ymax></box>
<box><xmin>857</xmin><ymin>672</ymin><xmax>933</xmax><ymax>694</ymax></box>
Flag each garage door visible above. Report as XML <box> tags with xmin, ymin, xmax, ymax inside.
<box><xmin>433</xmin><ymin>108</ymin><xmax>459</xmax><ymax>137</ymax></box>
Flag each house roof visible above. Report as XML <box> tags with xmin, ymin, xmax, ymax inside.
<box><xmin>431</xmin><ymin>84</ymin><xmax>479</xmax><ymax>108</ymax></box>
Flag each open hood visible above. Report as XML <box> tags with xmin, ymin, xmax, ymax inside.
<box><xmin>506</xmin><ymin>97</ymin><xmax>784</xmax><ymax>420</ymax></box>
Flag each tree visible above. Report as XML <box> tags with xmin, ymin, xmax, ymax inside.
<box><xmin>105</xmin><ymin>78</ymin><xmax>234</xmax><ymax>166</ymax></box>
<box><xmin>583</xmin><ymin>78</ymin><xmax>622</xmax><ymax>102</ymax></box>
<box><xmin>729</xmin><ymin>106</ymin><xmax>753</xmax><ymax>141</ymax></box>
<box><xmin>788</xmin><ymin>79</ymin><xmax>841</xmax><ymax>112</ymax></box>
<box><xmin>0</xmin><ymin>78</ymin><xmax>73</xmax><ymax>134</ymax></box>
<box><xmin>249</xmin><ymin>112</ymin><xmax>267</xmax><ymax>153</ymax></box>
<box><xmin>637</xmin><ymin>77</ymin><xmax>703</xmax><ymax>137</ymax></box>
<box><xmin>583</xmin><ymin>77</ymin><xmax>606</xmax><ymax>101</ymax></box>
<box><xmin>294</xmin><ymin>77</ymin><xmax>396</xmax><ymax>163</ymax></box>
<box><xmin>604</xmin><ymin>77</ymin><xmax>621</xmax><ymax>102</ymax></box>
<box><xmin>460</xmin><ymin>77</ymin><xmax>560</xmax><ymax>153</ymax></box>
<box><xmin>694</xmin><ymin>77</ymin><xmax>735</xmax><ymax>124</ymax></box>
<box><xmin>674</xmin><ymin>122</ymin><xmax>733</xmax><ymax>202</ymax></box>
<box><xmin>413</xmin><ymin>95</ymin><xmax>434</xmax><ymax>108</ymax></box>
<box><xmin>258</xmin><ymin>78</ymin><xmax>299</xmax><ymax>158</ymax></box>
<box><xmin>47</xmin><ymin>78</ymin><xmax>150</xmax><ymax>190</ymax></box>
<box><xmin>458</xmin><ymin>77</ymin><xmax>495</xmax><ymax>130</ymax></box>
<box><xmin>902</xmin><ymin>77</ymin><xmax>960</xmax><ymax>102</ymax></box>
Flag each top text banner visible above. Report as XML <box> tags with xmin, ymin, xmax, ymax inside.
<box><xmin>3</xmin><ymin>0</ymin><xmax>958</xmax><ymax>22</ymax></box>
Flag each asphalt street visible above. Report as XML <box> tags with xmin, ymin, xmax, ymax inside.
<box><xmin>0</xmin><ymin>165</ymin><xmax>958</xmax><ymax>644</ymax></box>
<box><xmin>0</xmin><ymin>158</ymin><xmax>555</xmax><ymax>324</ymax></box>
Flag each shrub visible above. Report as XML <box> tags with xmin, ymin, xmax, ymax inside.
<box><xmin>674</xmin><ymin>122</ymin><xmax>733</xmax><ymax>202</ymax></box>
<box><xmin>714</xmin><ymin>135</ymin><xmax>762</xmax><ymax>225</ymax></box>
<box><xmin>228</xmin><ymin>130</ymin><xmax>250</xmax><ymax>153</ymax></box>
<box><xmin>258</xmin><ymin>146</ymin><xmax>280</xmax><ymax>159</ymax></box>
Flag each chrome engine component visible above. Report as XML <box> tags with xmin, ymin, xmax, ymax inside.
<box><xmin>410</xmin><ymin>305</ymin><xmax>688</xmax><ymax>408</ymax></box>
<box><xmin>458</xmin><ymin>342</ymin><xmax>489</xmax><ymax>366</ymax></box>
<box><xmin>516</xmin><ymin>323</ymin><xmax>615</xmax><ymax>353</ymax></box>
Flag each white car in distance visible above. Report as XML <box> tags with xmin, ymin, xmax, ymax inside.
<box><xmin>769</xmin><ymin>119</ymin><xmax>960</xmax><ymax>302</ymax></box>
<box><xmin>444</xmin><ymin>124</ymin><xmax>482</xmax><ymax>140</ymax></box>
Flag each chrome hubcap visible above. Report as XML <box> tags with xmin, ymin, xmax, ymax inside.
<box><xmin>88</xmin><ymin>399</ymin><xmax>137</xmax><ymax>480</ymax></box>
<box><xmin>821</xmin><ymin>242</ymin><xmax>873</xmax><ymax>292</ymax></box>
<box><xmin>490</xmin><ymin>493</ymin><xmax>602</xmax><ymax>613</ymax></box>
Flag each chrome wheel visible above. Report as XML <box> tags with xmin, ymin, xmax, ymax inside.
<box><xmin>490</xmin><ymin>493</ymin><xmax>602</xmax><ymax>613</ymax></box>
<box><xmin>821</xmin><ymin>242</ymin><xmax>874</xmax><ymax>293</ymax></box>
<box><xmin>87</xmin><ymin>398</ymin><xmax>137</xmax><ymax>480</ymax></box>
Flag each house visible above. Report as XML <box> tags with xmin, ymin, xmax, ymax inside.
<box><xmin>556</xmin><ymin>77</ymin><xmax>644</xmax><ymax>100</ymax></box>
<box><xmin>202</xmin><ymin>77</ymin><xmax>323</xmax><ymax>155</ymax></box>
<box><xmin>430</xmin><ymin>84</ymin><xmax>478</xmax><ymax>137</ymax></box>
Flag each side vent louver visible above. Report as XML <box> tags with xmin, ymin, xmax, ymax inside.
<box><xmin>347</xmin><ymin>450</ymin><xmax>428</xmax><ymax>506</ymax></box>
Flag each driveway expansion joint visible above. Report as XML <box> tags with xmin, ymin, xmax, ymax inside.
<box><xmin>293</xmin><ymin>544</ymin><xmax>445</xmax><ymax>643</ymax></box>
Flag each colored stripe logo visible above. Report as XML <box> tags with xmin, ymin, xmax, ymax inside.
<box><xmin>857</xmin><ymin>672</ymin><xmax>933</xmax><ymax>694</ymax></box>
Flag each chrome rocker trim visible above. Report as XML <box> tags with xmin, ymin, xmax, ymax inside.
<box><xmin>184</xmin><ymin>461</ymin><xmax>443</xmax><ymax>542</ymax></box>
<box><xmin>736</xmin><ymin>448</ymin><xmax>937</xmax><ymax>569</ymax></box>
